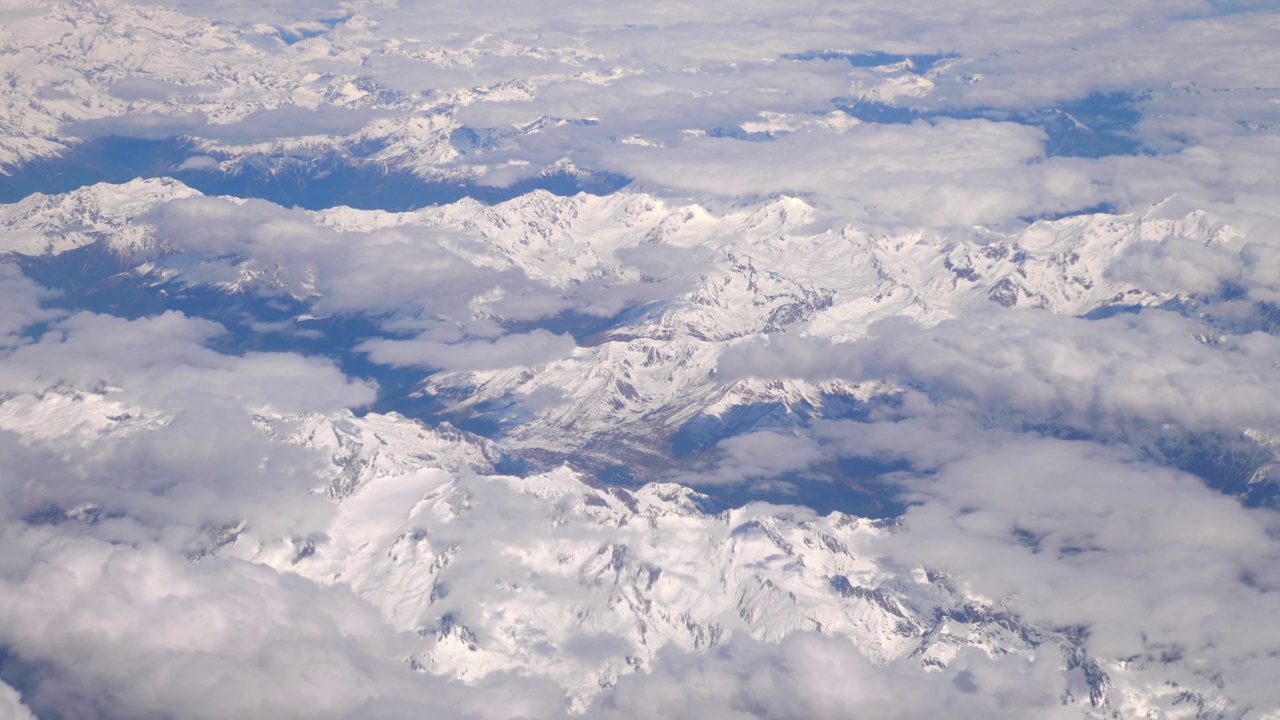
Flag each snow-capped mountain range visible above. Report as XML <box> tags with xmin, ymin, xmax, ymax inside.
<box><xmin>0</xmin><ymin>178</ymin><xmax>1268</xmax><ymax>718</ymax></box>
<box><xmin>0</xmin><ymin>0</ymin><xmax>1037</xmax><ymax>196</ymax></box>
<box><xmin>0</xmin><ymin>177</ymin><xmax>1247</xmax><ymax>474</ymax></box>
<box><xmin>4</xmin><ymin>1</ymin><xmax>1280</xmax><ymax>717</ymax></box>
<box><xmin>0</xmin><ymin>388</ymin><xmax>1235</xmax><ymax>717</ymax></box>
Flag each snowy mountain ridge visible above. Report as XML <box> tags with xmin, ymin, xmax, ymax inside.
<box><xmin>0</xmin><ymin>179</ymin><xmax>1264</xmax><ymax>719</ymax></box>
<box><xmin>231</xmin><ymin>407</ymin><xmax>1227</xmax><ymax>718</ymax></box>
<box><xmin>6</xmin><ymin>388</ymin><xmax>1220</xmax><ymax>717</ymax></box>
<box><xmin>4</xmin><ymin>0</ymin><xmax>1280</xmax><ymax>718</ymax></box>
<box><xmin>0</xmin><ymin>178</ymin><xmax>1238</xmax><ymax>471</ymax></box>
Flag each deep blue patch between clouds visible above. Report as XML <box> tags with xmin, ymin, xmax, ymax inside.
<box><xmin>834</xmin><ymin>91</ymin><xmax>1147</xmax><ymax>159</ymax></box>
<box><xmin>0</xmin><ymin>137</ymin><xmax>630</xmax><ymax>210</ymax></box>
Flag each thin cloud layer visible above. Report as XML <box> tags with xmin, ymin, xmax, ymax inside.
<box><xmin>357</xmin><ymin>329</ymin><xmax>577</xmax><ymax>371</ymax></box>
<box><xmin>5</xmin><ymin>0</ymin><xmax>1275</xmax><ymax>230</ymax></box>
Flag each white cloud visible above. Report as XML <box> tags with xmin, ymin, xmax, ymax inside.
<box><xmin>0</xmin><ymin>310</ymin><xmax>375</xmax><ymax>414</ymax></box>
<box><xmin>13</xmin><ymin>0</ymin><xmax>1278</xmax><ymax>235</ymax></box>
<box><xmin>0</xmin><ymin>527</ymin><xmax>567</xmax><ymax>720</ymax></box>
<box><xmin>356</xmin><ymin>329</ymin><xmax>577</xmax><ymax>372</ymax></box>
<box><xmin>0</xmin><ymin>263</ymin><xmax>63</xmax><ymax>348</ymax></box>
<box><xmin>1109</xmin><ymin>212</ymin><xmax>1280</xmax><ymax>304</ymax></box>
<box><xmin>0</xmin><ymin>680</ymin><xmax>36</xmax><ymax>720</ymax></box>
<box><xmin>196</xmin><ymin>106</ymin><xmax>386</xmax><ymax>142</ymax></box>
<box><xmin>144</xmin><ymin>195</ymin><xmax>571</xmax><ymax>321</ymax></box>
<box><xmin>673</xmin><ymin>430</ymin><xmax>828</xmax><ymax>486</ymax></box>
<box><xmin>63</xmin><ymin>110</ymin><xmax>210</xmax><ymax>140</ymax></box>
<box><xmin>7</xmin><ymin>0</ymin><xmax>1280</xmax><ymax>715</ymax></box>
<box><xmin>588</xmin><ymin>631</ymin><xmax>1076</xmax><ymax>720</ymax></box>
<box><xmin>0</xmin><ymin>275</ymin><xmax>378</xmax><ymax>543</ymax></box>
<box><xmin>175</xmin><ymin>154</ymin><xmax>219</xmax><ymax>171</ymax></box>
<box><xmin>720</xmin><ymin>307</ymin><xmax>1280</xmax><ymax>437</ymax></box>
<box><xmin>880</xmin><ymin>432</ymin><xmax>1280</xmax><ymax>710</ymax></box>
<box><xmin>127</xmin><ymin>0</ymin><xmax>346</xmax><ymax>25</ymax></box>
<box><xmin>309</xmin><ymin>0</ymin><xmax>1280</xmax><ymax>232</ymax></box>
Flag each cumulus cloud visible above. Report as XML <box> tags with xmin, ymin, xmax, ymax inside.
<box><xmin>0</xmin><ymin>263</ymin><xmax>62</xmax><ymax>347</ymax></box>
<box><xmin>449</xmin><ymin>57</ymin><xmax>858</xmax><ymax>139</ymax></box>
<box><xmin>0</xmin><ymin>267</ymin><xmax>379</xmax><ymax>542</ymax></box>
<box><xmin>589</xmin><ymin>119</ymin><xmax>1071</xmax><ymax>226</ymax></box>
<box><xmin>137</xmin><ymin>194</ymin><xmax>599</xmax><ymax>375</ymax></box>
<box><xmin>175</xmin><ymin>154</ymin><xmax>219</xmax><ymax>171</ymax></box>
<box><xmin>0</xmin><ymin>324</ymin><xmax>376</xmax><ymax>552</ymax></box>
<box><xmin>29</xmin><ymin>0</ymin><xmax>1280</xmax><ymax>233</ymax></box>
<box><xmin>0</xmin><ymin>680</ymin><xmax>36</xmax><ymax>720</ymax></box>
<box><xmin>798</xmin><ymin>413</ymin><xmax>1280</xmax><ymax>709</ymax></box>
<box><xmin>0</xmin><ymin>310</ymin><xmax>375</xmax><ymax>413</ymax></box>
<box><xmin>658</xmin><ymin>399</ymin><xmax>1280</xmax><ymax>710</ymax></box>
<box><xmin>0</xmin><ymin>259</ymin><xmax>568</xmax><ymax>720</ymax></box>
<box><xmin>61</xmin><ymin>104</ymin><xmax>378</xmax><ymax>146</ymax></box>
<box><xmin>697</xmin><ymin>224</ymin><xmax>1280</xmax><ymax>712</ymax></box>
<box><xmin>301</xmin><ymin>0</ymin><xmax>1280</xmax><ymax>230</ymax></box>
<box><xmin>1109</xmin><ymin>221</ymin><xmax>1280</xmax><ymax>304</ymax></box>
<box><xmin>589</xmin><ymin>632</ymin><xmax>1079</xmax><ymax>720</ymax></box>
<box><xmin>0</xmin><ymin>527</ymin><xmax>567</xmax><ymax>720</ymax></box>
<box><xmin>127</xmin><ymin>0</ymin><xmax>346</xmax><ymax>26</ymax></box>
<box><xmin>887</xmin><ymin>433</ymin><xmax>1280</xmax><ymax>710</ymax></box>
<box><xmin>144</xmin><ymin>195</ymin><xmax>569</xmax><ymax>321</ymax></box>
<box><xmin>720</xmin><ymin>307</ymin><xmax>1280</xmax><ymax>437</ymax></box>
<box><xmin>672</xmin><ymin>430</ymin><xmax>828</xmax><ymax>487</ymax></box>
<box><xmin>696</xmin><ymin>228</ymin><xmax>1280</xmax><ymax>703</ymax></box>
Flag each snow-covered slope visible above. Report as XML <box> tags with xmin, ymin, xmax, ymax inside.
<box><xmin>0</xmin><ymin>0</ymin><xmax>484</xmax><ymax>176</ymax></box>
<box><xmin>0</xmin><ymin>0</ymin><xmax>1015</xmax><ymax>192</ymax></box>
<box><xmin>0</xmin><ymin>0</ymin><xmax>636</xmax><ymax>184</ymax></box>
<box><xmin>1</xmin><ymin>387</ymin><xmax>1228</xmax><ymax>717</ymax></box>
<box><xmin>0</xmin><ymin>178</ymin><xmax>198</xmax><ymax>255</ymax></box>
<box><xmin>270</xmin><ymin>463</ymin><xmax>1064</xmax><ymax>708</ymax></box>
<box><xmin>315</xmin><ymin>188</ymin><xmax>1235</xmax><ymax>468</ymax></box>
<box><xmin>0</xmin><ymin>179</ymin><xmax>1243</xmax><ymax>471</ymax></box>
<box><xmin>219</xmin><ymin>408</ymin><xmax>1230</xmax><ymax>717</ymax></box>
<box><xmin>4</xmin><ymin>0</ymin><xmax>1280</xmax><ymax>717</ymax></box>
<box><xmin>261</xmin><ymin>410</ymin><xmax>502</xmax><ymax>499</ymax></box>
<box><xmin>1</xmin><ymin>179</ymin><xmax>1269</xmax><ymax>717</ymax></box>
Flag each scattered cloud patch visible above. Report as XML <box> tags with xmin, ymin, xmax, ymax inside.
<box><xmin>357</xmin><ymin>329</ymin><xmax>577</xmax><ymax>372</ymax></box>
<box><xmin>175</xmin><ymin>155</ymin><xmax>219</xmax><ymax>171</ymax></box>
<box><xmin>63</xmin><ymin>110</ymin><xmax>210</xmax><ymax>141</ymax></box>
